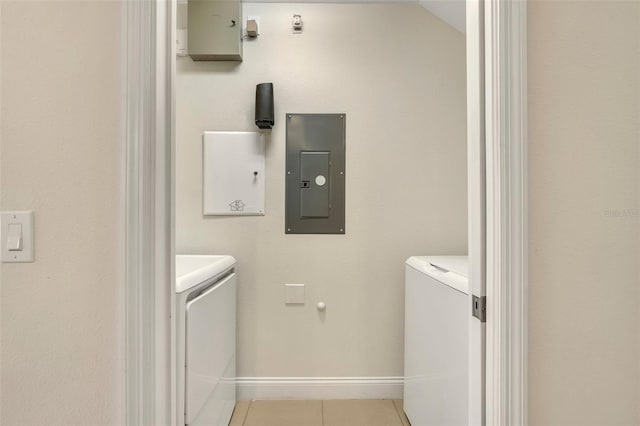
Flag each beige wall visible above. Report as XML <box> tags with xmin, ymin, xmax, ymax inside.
<box><xmin>176</xmin><ymin>3</ymin><xmax>467</xmax><ymax>377</ymax></box>
<box><xmin>528</xmin><ymin>1</ymin><xmax>640</xmax><ymax>424</ymax></box>
<box><xmin>0</xmin><ymin>1</ymin><xmax>124</xmax><ymax>425</ymax></box>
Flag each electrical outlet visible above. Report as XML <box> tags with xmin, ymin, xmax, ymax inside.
<box><xmin>292</xmin><ymin>14</ymin><xmax>303</xmax><ymax>32</ymax></box>
<box><xmin>247</xmin><ymin>15</ymin><xmax>261</xmax><ymax>37</ymax></box>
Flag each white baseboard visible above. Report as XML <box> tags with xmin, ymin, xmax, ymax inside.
<box><xmin>236</xmin><ymin>377</ymin><xmax>403</xmax><ymax>401</ymax></box>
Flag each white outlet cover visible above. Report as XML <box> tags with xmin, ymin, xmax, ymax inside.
<box><xmin>1</xmin><ymin>211</ymin><xmax>34</xmax><ymax>263</ymax></box>
<box><xmin>285</xmin><ymin>284</ymin><xmax>305</xmax><ymax>304</ymax></box>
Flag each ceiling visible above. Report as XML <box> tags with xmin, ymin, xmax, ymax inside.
<box><xmin>178</xmin><ymin>0</ymin><xmax>465</xmax><ymax>34</ymax></box>
<box><xmin>418</xmin><ymin>0</ymin><xmax>465</xmax><ymax>33</ymax></box>
<box><xmin>243</xmin><ymin>0</ymin><xmax>466</xmax><ymax>33</ymax></box>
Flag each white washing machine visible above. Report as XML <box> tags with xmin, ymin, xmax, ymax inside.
<box><xmin>404</xmin><ymin>256</ymin><xmax>469</xmax><ymax>426</ymax></box>
<box><xmin>176</xmin><ymin>255</ymin><xmax>237</xmax><ymax>426</ymax></box>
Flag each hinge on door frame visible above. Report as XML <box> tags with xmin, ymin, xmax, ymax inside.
<box><xmin>472</xmin><ymin>295</ymin><xmax>486</xmax><ymax>322</ymax></box>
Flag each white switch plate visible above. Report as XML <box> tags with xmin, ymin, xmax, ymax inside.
<box><xmin>176</xmin><ymin>28</ymin><xmax>188</xmax><ymax>57</ymax></box>
<box><xmin>1</xmin><ymin>211</ymin><xmax>34</xmax><ymax>263</ymax></box>
<box><xmin>285</xmin><ymin>283</ymin><xmax>305</xmax><ymax>304</ymax></box>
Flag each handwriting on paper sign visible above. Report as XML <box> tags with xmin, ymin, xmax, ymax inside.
<box><xmin>229</xmin><ymin>200</ymin><xmax>246</xmax><ymax>212</ymax></box>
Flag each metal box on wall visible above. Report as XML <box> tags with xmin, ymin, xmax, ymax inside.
<box><xmin>188</xmin><ymin>0</ymin><xmax>242</xmax><ymax>61</ymax></box>
<box><xmin>202</xmin><ymin>132</ymin><xmax>265</xmax><ymax>216</ymax></box>
<box><xmin>285</xmin><ymin>114</ymin><xmax>346</xmax><ymax>234</ymax></box>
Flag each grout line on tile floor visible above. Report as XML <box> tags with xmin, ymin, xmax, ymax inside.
<box><xmin>241</xmin><ymin>400</ymin><xmax>252</xmax><ymax>426</ymax></box>
<box><xmin>391</xmin><ymin>400</ymin><xmax>404</xmax><ymax>426</ymax></box>
<box><xmin>234</xmin><ymin>399</ymin><xmax>409</xmax><ymax>426</ymax></box>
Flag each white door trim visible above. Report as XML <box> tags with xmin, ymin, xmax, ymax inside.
<box><xmin>124</xmin><ymin>0</ymin><xmax>175</xmax><ymax>424</ymax></box>
<box><xmin>484</xmin><ymin>1</ymin><xmax>528</xmax><ymax>425</ymax></box>
<box><xmin>124</xmin><ymin>1</ymin><xmax>527</xmax><ymax>424</ymax></box>
<box><xmin>466</xmin><ymin>0</ymin><xmax>486</xmax><ymax>424</ymax></box>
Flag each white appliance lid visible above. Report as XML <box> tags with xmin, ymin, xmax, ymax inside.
<box><xmin>405</xmin><ymin>255</ymin><xmax>469</xmax><ymax>294</ymax></box>
<box><xmin>175</xmin><ymin>255</ymin><xmax>236</xmax><ymax>293</ymax></box>
<box><xmin>427</xmin><ymin>256</ymin><xmax>468</xmax><ymax>278</ymax></box>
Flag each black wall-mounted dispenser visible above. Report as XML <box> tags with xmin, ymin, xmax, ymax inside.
<box><xmin>255</xmin><ymin>83</ymin><xmax>274</xmax><ymax>130</ymax></box>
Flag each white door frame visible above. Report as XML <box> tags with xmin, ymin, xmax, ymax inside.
<box><xmin>466</xmin><ymin>1</ymin><xmax>486</xmax><ymax>424</ymax></box>
<box><xmin>123</xmin><ymin>0</ymin><xmax>527</xmax><ymax>424</ymax></box>
<box><xmin>123</xmin><ymin>0</ymin><xmax>175</xmax><ymax>424</ymax></box>
<box><xmin>483</xmin><ymin>1</ymin><xmax>528</xmax><ymax>424</ymax></box>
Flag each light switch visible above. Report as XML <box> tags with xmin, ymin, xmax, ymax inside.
<box><xmin>7</xmin><ymin>223</ymin><xmax>22</xmax><ymax>251</ymax></box>
<box><xmin>1</xmin><ymin>211</ymin><xmax>34</xmax><ymax>263</ymax></box>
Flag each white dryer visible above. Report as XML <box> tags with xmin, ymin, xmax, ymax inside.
<box><xmin>404</xmin><ymin>256</ymin><xmax>469</xmax><ymax>426</ymax></box>
<box><xmin>176</xmin><ymin>255</ymin><xmax>237</xmax><ymax>426</ymax></box>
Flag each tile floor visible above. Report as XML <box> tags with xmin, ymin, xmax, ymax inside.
<box><xmin>229</xmin><ymin>399</ymin><xmax>410</xmax><ymax>426</ymax></box>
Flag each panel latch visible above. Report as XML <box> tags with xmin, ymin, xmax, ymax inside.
<box><xmin>472</xmin><ymin>295</ymin><xmax>486</xmax><ymax>322</ymax></box>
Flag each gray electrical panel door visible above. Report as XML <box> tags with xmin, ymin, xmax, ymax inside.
<box><xmin>300</xmin><ymin>152</ymin><xmax>330</xmax><ymax>218</ymax></box>
<box><xmin>286</xmin><ymin>114</ymin><xmax>345</xmax><ymax>234</ymax></box>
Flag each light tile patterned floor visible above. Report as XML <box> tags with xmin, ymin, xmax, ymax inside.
<box><xmin>229</xmin><ymin>399</ymin><xmax>410</xmax><ymax>426</ymax></box>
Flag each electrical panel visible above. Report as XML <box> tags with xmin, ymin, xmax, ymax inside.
<box><xmin>285</xmin><ymin>114</ymin><xmax>346</xmax><ymax>234</ymax></box>
<box><xmin>188</xmin><ymin>0</ymin><xmax>242</xmax><ymax>61</ymax></box>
